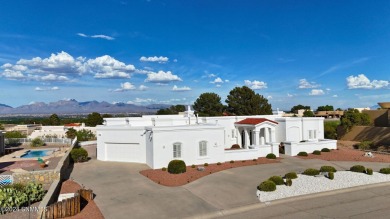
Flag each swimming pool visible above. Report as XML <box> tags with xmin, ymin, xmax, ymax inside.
<box><xmin>21</xmin><ymin>149</ymin><xmax>54</xmax><ymax>158</ymax></box>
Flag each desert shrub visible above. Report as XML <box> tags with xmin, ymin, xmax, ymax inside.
<box><xmin>252</xmin><ymin>159</ymin><xmax>257</xmax><ymax>161</ymax></box>
<box><xmin>162</xmin><ymin>167</ymin><xmax>167</xmax><ymax>171</ymax></box>
<box><xmin>366</xmin><ymin>168</ymin><xmax>373</xmax><ymax>175</ymax></box>
<box><xmin>320</xmin><ymin>166</ymin><xmax>337</xmax><ymax>173</ymax></box>
<box><xmin>321</xmin><ymin>148</ymin><xmax>331</xmax><ymax>152</ymax></box>
<box><xmin>0</xmin><ymin>182</ymin><xmax>45</xmax><ymax>213</ymax></box>
<box><xmin>168</xmin><ymin>160</ymin><xmax>187</xmax><ymax>174</ymax></box>
<box><xmin>217</xmin><ymin>162</ymin><xmax>221</xmax><ymax>165</ymax></box>
<box><xmin>324</xmin><ymin>120</ymin><xmax>339</xmax><ymax>139</ymax></box>
<box><xmin>230</xmin><ymin>160</ymin><xmax>234</xmax><ymax>163</ymax></box>
<box><xmin>313</xmin><ymin>150</ymin><xmax>321</xmax><ymax>155</ymax></box>
<box><xmin>268</xmin><ymin>176</ymin><xmax>284</xmax><ymax>185</ymax></box>
<box><xmin>266</xmin><ymin>153</ymin><xmax>276</xmax><ymax>159</ymax></box>
<box><xmin>302</xmin><ymin>168</ymin><xmax>320</xmax><ymax>176</ymax></box>
<box><xmin>285</xmin><ymin>178</ymin><xmax>292</xmax><ymax>186</ymax></box>
<box><xmin>357</xmin><ymin>141</ymin><xmax>374</xmax><ymax>150</ymax></box>
<box><xmin>284</xmin><ymin>172</ymin><xmax>298</xmax><ymax>179</ymax></box>
<box><xmin>328</xmin><ymin>172</ymin><xmax>334</xmax><ymax>180</ymax></box>
<box><xmin>258</xmin><ymin>180</ymin><xmax>276</xmax><ymax>192</ymax></box>
<box><xmin>191</xmin><ymin>164</ymin><xmax>196</xmax><ymax>168</ymax></box>
<box><xmin>204</xmin><ymin>163</ymin><xmax>209</xmax><ymax>166</ymax></box>
<box><xmin>297</xmin><ymin>151</ymin><xmax>308</xmax><ymax>156</ymax></box>
<box><xmin>379</xmin><ymin>168</ymin><xmax>390</xmax><ymax>174</ymax></box>
<box><xmin>30</xmin><ymin>137</ymin><xmax>45</xmax><ymax>147</ymax></box>
<box><xmin>70</xmin><ymin>147</ymin><xmax>88</xmax><ymax>163</ymax></box>
<box><xmin>350</xmin><ymin>165</ymin><xmax>366</xmax><ymax>173</ymax></box>
<box><xmin>231</xmin><ymin>144</ymin><xmax>240</xmax><ymax>149</ymax></box>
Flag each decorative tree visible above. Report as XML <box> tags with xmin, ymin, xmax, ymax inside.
<box><xmin>290</xmin><ymin>104</ymin><xmax>311</xmax><ymax>113</ymax></box>
<box><xmin>48</xmin><ymin>113</ymin><xmax>61</xmax><ymax>125</ymax></box>
<box><xmin>85</xmin><ymin>112</ymin><xmax>103</xmax><ymax>127</ymax></box>
<box><xmin>193</xmin><ymin>92</ymin><xmax>224</xmax><ymax>116</ymax></box>
<box><xmin>225</xmin><ymin>86</ymin><xmax>272</xmax><ymax>115</ymax></box>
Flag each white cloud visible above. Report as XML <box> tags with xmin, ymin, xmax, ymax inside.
<box><xmin>40</xmin><ymin>74</ymin><xmax>69</xmax><ymax>81</ymax></box>
<box><xmin>35</xmin><ymin>86</ymin><xmax>59</xmax><ymax>91</ymax></box>
<box><xmin>211</xmin><ymin>77</ymin><xmax>224</xmax><ymax>83</ymax></box>
<box><xmin>333</xmin><ymin>95</ymin><xmax>338</xmax><ymax>98</ymax></box>
<box><xmin>134</xmin><ymin>69</ymin><xmax>154</xmax><ymax>74</ymax></box>
<box><xmin>145</xmin><ymin>70</ymin><xmax>182</xmax><ymax>83</ymax></box>
<box><xmin>244</xmin><ymin>80</ymin><xmax>267</xmax><ymax>89</ymax></box>
<box><xmin>113</xmin><ymin>82</ymin><xmax>136</xmax><ymax>92</ymax></box>
<box><xmin>139</xmin><ymin>56</ymin><xmax>169</xmax><ymax>63</ymax></box>
<box><xmin>133</xmin><ymin>98</ymin><xmax>154</xmax><ymax>103</ymax></box>
<box><xmin>298</xmin><ymin>79</ymin><xmax>320</xmax><ymax>89</ymax></box>
<box><xmin>139</xmin><ymin>85</ymin><xmax>148</xmax><ymax>91</ymax></box>
<box><xmin>173</xmin><ymin>59</ymin><xmax>178</xmax><ymax>62</ymax></box>
<box><xmin>77</xmin><ymin>33</ymin><xmax>115</xmax><ymax>40</ymax></box>
<box><xmin>287</xmin><ymin>93</ymin><xmax>294</xmax><ymax>97</ymax></box>
<box><xmin>172</xmin><ymin>85</ymin><xmax>191</xmax><ymax>91</ymax></box>
<box><xmin>216</xmin><ymin>84</ymin><xmax>221</xmax><ymax>88</ymax></box>
<box><xmin>309</xmin><ymin>89</ymin><xmax>325</xmax><ymax>96</ymax></box>
<box><xmin>346</xmin><ymin>74</ymin><xmax>389</xmax><ymax>89</ymax></box>
<box><xmin>87</xmin><ymin>55</ymin><xmax>135</xmax><ymax>79</ymax></box>
<box><xmin>267</xmin><ymin>95</ymin><xmax>273</xmax><ymax>99</ymax></box>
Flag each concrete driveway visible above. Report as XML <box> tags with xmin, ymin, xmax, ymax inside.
<box><xmin>70</xmin><ymin>155</ymin><xmax>390</xmax><ymax>219</ymax></box>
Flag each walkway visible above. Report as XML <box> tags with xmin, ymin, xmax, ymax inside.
<box><xmin>69</xmin><ymin>155</ymin><xmax>390</xmax><ymax>219</ymax></box>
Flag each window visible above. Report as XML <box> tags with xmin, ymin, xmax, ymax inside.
<box><xmin>199</xmin><ymin>141</ymin><xmax>207</xmax><ymax>157</ymax></box>
<box><xmin>173</xmin><ymin>142</ymin><xmax>182</xmax><ymax>158</ymax></box>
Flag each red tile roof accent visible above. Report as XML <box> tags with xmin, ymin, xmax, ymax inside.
<box><xmin>235</xmin><ymin>118</ymin><xmax>278</xmax><ymax>125</ymax></box>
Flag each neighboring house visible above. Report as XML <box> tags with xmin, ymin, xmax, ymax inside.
<box><xmin>96</xmin><ymin>107</ymin><xmax>337</xmax><ymax>169</ymax></box>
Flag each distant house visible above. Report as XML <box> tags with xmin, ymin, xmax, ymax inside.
<box><xmin>96</xmin><ymin>107</ymin><xmax>337</xmax><ymax>169</ymax></box>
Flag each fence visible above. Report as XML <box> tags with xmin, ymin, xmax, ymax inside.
<box><xmin>5</xmin><ymin>138</ymin><xmax>72</xmax><ymax>145</ymax></box>
<box><xmin>44</xmin><ymin>189</ymin><xmax>93</xmax><ymax>219</ymax></box>
<box><xmin>0</xmin><ymin>175</ymin><xmax>13</xmax><ymax>186</ymax></box>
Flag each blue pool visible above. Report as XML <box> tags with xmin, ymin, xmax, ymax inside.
<box><xmin>21</xmin><ymin>150</ymin><xmax>54</xmax><ymax>158</ymax></box>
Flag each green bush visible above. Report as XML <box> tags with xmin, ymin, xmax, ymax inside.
<box><xmin>30</xmin><ymin>137</ymin><xmax>45</xmax><ymax>147</ymax></box>
<box><xmin>350</xmin><ymin>165</ymin><xmax>366</xmax><ymax>173</ymax></box>
<box><xmin>284</xmin><ymin>172</ymin><xmax>298</xmax><ymax>179</ymax></box>
<box><xmin>320</xmin><ymin>166</ymin><xmax>337</xmax><ymax>173</ymax></box>
<box><xmin>321</xmin><ymin>148</ymin><xmax>331</xmax><ymax>152</ymax></box>
<box><xmin>70</xmin><ymin>147</ymin><xmax>89</xmax><ymax>163</ymax></box>
<box><xmin>285</xmin><ymin>178</ymin><xmax>292</xmax><ymax>186</ymax></box>
<box><xmin>357</xmin><ymin>141</ymin><xmax>374</xmax><ymax>150</ymax></box>
<box><xmin>313</xmin><ymin>150</ymin><xmax>321</xmax><ymax>155</ymax></box>
<box><xmin>328</xmin><ymin>172</ymin><xmax>334</xmax><ymax>180</ymax></box>
<box><xmin>297</xmin><ymin>151</ymin><xmax>308</xmax><ymax>156</ymax></box>
<box><xmin>258</xmin><ymin>180</ymin><xmax>276</xmax><ymax>192</ymax></box>
<box><xmin>191</xmin><ymin>164</ymin><xmax>196</xmax><ymax>168</ymax></box>
<box><xmin>268</xmin><ymin>176</ymin><xmax>284</xmax><ymax>185</ymax></box>
<box><xmin>302</xmin><ymin>168</ymin><xmax>320</xmax><ymax>176</ymax></box>
<box><xmin>266</xmin><ymin>153</ymin><xmax>276</xmax><ymax>159</ymax></box>
<box><xmin>204</xmin><ymin>163</ymin><xmax>209</xmax><ymax>166</ymax></box>
<box><xmin>162</xmin><ymin>167</ymin><xmax>167</xmax><ymax>171</ymax></box>
<box><xmin>168</xmin><ymin>160</ymin><xmax>187</xmax><ymax>174</ymax></box>
<box><xmin>379</xmin><ymin>168</ymin><xmax>390</xmax><ymax>174</ymax></box>
<box><xmin>366</xmin><ymin>168</ymin><xmax>373</xmax><ymax>175</ymax></box>
<box><xmin>217</xmin><ymin>162</ymin><xmax>221</xmax><ymax>165</ymax></box>
<box><xmin>230</xmin><ymin>160</ymin><xmax>234</xmax><ymax>163</ymax></box>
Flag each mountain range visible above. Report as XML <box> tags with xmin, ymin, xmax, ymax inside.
<box><xmin>0</xmin><ymin>99</ymin><xmax>170</xmax><ymax>115</ymax></box>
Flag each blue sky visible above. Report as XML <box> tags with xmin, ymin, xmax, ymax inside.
<box><xmin>1</xmin><ymin>0</ymin><xmax>390</xmax><ymax>110</ymax></box>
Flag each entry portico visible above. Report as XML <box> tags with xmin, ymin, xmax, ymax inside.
<box><xmin>235</xmin><ymin>118</ymin><xmax>278</xmax><ymax>148</ymax></box>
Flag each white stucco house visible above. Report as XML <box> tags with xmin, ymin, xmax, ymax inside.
<box><xmin>96</xmin><ymin>108</ymin><xmax>337</xmax><ymax>169</ymax></box>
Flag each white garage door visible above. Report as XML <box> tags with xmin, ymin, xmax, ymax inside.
<box><xmin>105</xmin><ymin>143</ymin><xmax>142</xmax><ymax>162</ymax></box>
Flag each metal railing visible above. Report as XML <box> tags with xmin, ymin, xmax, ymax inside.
<box><xmin>5</xmin><ymin>138</ymin><xmax>72</xmax><ymax>145</ymax></box>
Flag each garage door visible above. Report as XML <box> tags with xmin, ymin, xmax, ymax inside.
<box><xmin>105</xmin><ymin>143</ymin><xmax>142</xmax><ymax>162</ymax></box>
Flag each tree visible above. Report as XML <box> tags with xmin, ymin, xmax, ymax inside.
<box><xmin>290</xmin><ymin>104</ymin><xmax>311</xmax><ymax>113</ymax></box>
<box><xmin>340</xmin><ymin>109</ymin><xmax>370</xmax><ymax>131</ymax></box>
<box><xmin>85</xmin><ymin>112</ymin><xmax>103</xmax><ymax>127</ymax></box>
<box><xmin>5</xmin><ymin>131</ymin><xmax>27</xmax><ymax>138</ymax></box>
<box><xmin>225</xmin><ymin>86</ymin><xmax>272</xmax><ymax>115</ymax></box>
<box><xmin>76</xmin><ymin>129</ymin><xmax>96</xmax><ymax>141</ymax></box>
<box><xmin>156</xmin><ymin>105</ymin><xmax>186</xmax><ymax>115</ymax></box>
<box><xmin>193</xmin><ymin>92</ymin><xmax>224</xmax><ymax>116</ymax></box>
<box><xmin>66</xmin><ymin>128</ymin><xmax>77</xmax><ymax>139</ymax></box>
<box><xmin>48</xmin><ymin>114</ymin><xmax>61</xmax><ymax>125</ymax></box>
<box><xmin>303</xmin><ymin>110</ymin><xmax>315</xmax><ymax>117</ymax></box>
<box><xmin>316</xmin><ymin>105</ymin><xmax>334</xmax><ymax>111</ymax></box>
<box><xmin>30</xmin><ymin>137</ymin><xmax>45</xmax><ymax>147</ymax></box>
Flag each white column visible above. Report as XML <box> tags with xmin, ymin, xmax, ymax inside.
<box><xmin>254</xmin><ymin>130</ymin><xmax>260</xmax><ymax>146</ymax></box>
<box><xmin>244</xmin><ymin>129</ymin><xmax>250</xmax><ymax>148</ymax></box>
<box><xmin>264</xmin><ymin>128</ymin><xmax>270</xmax><ymax>144</ymax></box>
<box><xmin>271</xmin><ymin>128</ymin><xmax>276</xmax><ymax>143</ymax></box>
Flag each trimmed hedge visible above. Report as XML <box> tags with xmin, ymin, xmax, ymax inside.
<box><xmin>284</xmin><ymin>172</ymin><xmax>298</xmax><ymax>179</ymax></box>
<box><xmin>302</xmin><ymin>168</ymin><xmax>320</xmax><ymax>176</ymax></box>
<box><xmin>328</xmin><ymin>172</ymin><xmax>334</xmax><ymax>180</ymax></box>
<box><xmin>297</xmin><ymin>151</ymin><xmax>308</xmax><ymax>156</ymax></box>
<box><xmin>285</xmin><ymin>178</ymin><xmax>292</xmax><ymax>186</ymax></box>
<box><xmin>268</xmin><ymin>176</ymin><xmax>284</xmax><ymax>185</ymax></box>
<box><xmin>320</xmin><ymin>166</ymin><xmax>337</xmax><ymax>173</ymax></box>
<box><xmin>168</xmin><ymin>160</ymin><xmax>187</xmax><ymax>174</ymax></box>
<box><xmin>258</xmin><ymin>180</ymin><xmax>276</xmax><ymax>192</ymax></box>
<box><xmin>350</xmin><ymin>165</ymin><xmax>366</xmax><ymax>173</ymax></box>
<box><xmin>366</xmin><ymin>168</ymin><xmax>373</xmax><ymax>175</ymax></box>
<box><xmin>321</xmin><ymin>148</ymin><xmax>331</xmax><ymax>152</ymax></box>
<box><xmin>266</xmin><ymin>153</ymin><xmax>276</xmax><ymax>159</ymax></box>
<box><xmin>313</xmin><ymin>150</ymin><xmax>321</xmax><ymax>155</ymax></box>
<box><xmin>379</xmin><ymin>168</ymin><xmax>390</xmax><ymax>174</ymax></box>
<box><xmin>70</xmin><ymin>147</ymin><xmax>88</xmax><ymax>163</ymax></box>
<box><xmin>231</xmin><ymin>144</ymin><xmax>241</xmax><ymax>149</ymax></box>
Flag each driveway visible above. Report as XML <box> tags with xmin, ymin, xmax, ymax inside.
<box><xmin>70</xmin><ymin>155</ymin><xmax>390</xmax><ymax>219</ymax></box>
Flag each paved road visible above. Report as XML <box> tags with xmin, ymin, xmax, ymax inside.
<box><xmin>70</xmin><ymin>155</ymin><xmax>390</xmax><ymax>219</ymax></box>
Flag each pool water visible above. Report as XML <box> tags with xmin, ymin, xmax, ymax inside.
<box><xmin>21</xmin><ymin>150</ymin><xmax>53</xmax><ymax>158</ymax></box>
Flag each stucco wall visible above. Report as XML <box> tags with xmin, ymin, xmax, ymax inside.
<box><xmin>284</xmin><ymin>139</ymin><xmax>337</xmax><ymax>156</ymax></box>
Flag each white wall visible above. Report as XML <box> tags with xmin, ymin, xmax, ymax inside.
<box><xmin>284</xmin><ymin>139</ymin><xmax>337</xmax><ymax>156</ymax></box>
